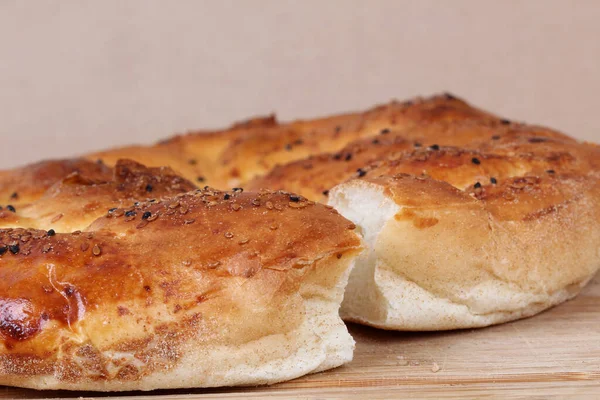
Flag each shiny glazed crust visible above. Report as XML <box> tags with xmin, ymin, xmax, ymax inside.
<box><xmin>0</xmin><ymin>93</ymin><xmax>599</xmax><ymax>387</ymax></box>
<box><xmin>0</xmin><ymin>162</ymin><xmax>362</xmax><ymax>390</ymax></box>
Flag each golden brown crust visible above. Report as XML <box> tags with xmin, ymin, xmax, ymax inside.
<box><xmin>0</xmin><ymin>159</ymin><xmax>113</xmax><ymax>206</ymax></box>
<box><xmin>0</xmin><ymin>173</ymin><xmax>361</xmax><ymax>389</ymax></box>
<box><xmin>82</xmin><ymin>94</ymin><xmax>497</xmax><ymax>189</ymax></box>
<box><xmin>249</xmin><ymin>117</ymin><xmax>599</xmax><ymax>201</ymax></box>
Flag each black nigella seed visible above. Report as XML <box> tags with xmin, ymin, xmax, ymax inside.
<box><xmin>0</xmin><ymin>246</ymin><xmax>7</xmax><ymax>256</ymax></box>
<box><xmin>474</xmin><ymin>182</ymin><xmax>482</xmax><ymax>189</ymax></box>
<box><xmin>357</xmin><ymin>168</ymin><xmax>367</xmax><ymax>177</ymax></box>
<box><xmin>322</xmin><ymin>190</ymin><xmax>330</xmax><ymax>196</ymax></box>
<box><xmin>546</xmin><ymin>169</ymin><xmax>555</xmax><ymax>174</ymax></box>
<box><xmin>444</xmin><ymin>92</ymin><xmax>456</xmax><ymax>100</ymax></box>
<box><xmin>10</xmin><ymin>192</ymin><xmax>18</xmax><ymax>199</ymax></box>
<box><xmin>294</xmin><ymin>139</ymin><xmax>304</xmax><ymax>145</ymax></box>
<box><xmin>197</xmin><ymin>176</ymin><xmax>205</xmax><ymax>182</ymax></box>
<box><xmin>9</xmin><ymin>244</ymin><xmax>19</xmax><ymax>255</ymax></box>
<box><xmin>125</xmin><ymin>210</ymin><xmax>136</xmax><ymax>217</ymax></box>
<box><xmin>372</xmin><ymin>139</ymin><xmax>380</xmax><ymax>144</ymax></box>
<box><xmin>380</xmin><ymin>128</ymin><xmax>390</xmax><ymax>135</ymax></box>
<box><xmin>414</xmin><ymin>142</ymin><xmax>422</xmax><ymax>148</ymax></box>
<box><xmin>335</xmin><ymin>126</ymin><xmax>342</xmax><ymax>133</ymax></box>
<box><xmin>284</xmin><ymin>143</ymin><xmax>292</xmax><ymax>151</ymax></box>
<box><xmin>108</xmin><ymin>208</ymin><xmax>117</xmax><ymax>213</ymax></box>
<box><xmin>500</xmin><ymin>119</ymin><xmax>511</xmax><ymax>125</ymax></box>
<box><xmin>429</xmin><ymin>144</ymin><xmax>440</xmax><ymax>151</ymax></box>
<box><xmin>344</xmin><ymin>153</ymin><xmax>352</xmax><ymax>161</ymax></box>
<box><xmin>472</xmin><ymin>157</ymin><xmax>481</xmax><ymax>165</ymax></box>
<box><xmin>188</xmin><ymin>159</ymin><xmax>197</xmax><ymax>165</ymax></box>
<box><xmin>528</xmin><ymin>137</ymin><xmax>547</xmax><ymax>143</ymax></box>
<box><xmin>333</xmin><ymin>153</ymin><xmax>342</xmax><ymax>160</ymax></box>
<box><xmin>224</xmin><ymin>194</ymin><xmax>231</xmax><ymax>200</ymax></box>
<box><xmin>491</xmin><ymin>135</ymin><xmax>501</xmax><ymax>140</ymax></box>
<box><xmin>490</xmin><ymin>177</ymin><xmax>498</xmax><ymax>184</ymax></box>
<box><xmin>145</xmin><ymin>184</ymin><xmax>153</xmax><ymax>193</ymax></box>
<box><xmin>233</xmin><ymin>187</ymin><xmax>244</xmax><ymax>193</ymax></box>
<box><xmin>134</xmin><ymin>202</ymin><xmax>140</xmax><ymax>206</ymax></box>
<box><xmin>142</xmin><ymin>211</ymin><xmax>152</xmax><ymax>220</ymax></box>
<box><xmin>47</xmin><ymin>229</ymin><xmax>56</xmax><ymax>237</ymax></box>
<box><xmin>6</xmin><ymin>205</ymin><xmax>15</xmax><ymax>213</ymax></box>
<box><xmin>289</xmin><ymin>195</ymin><xmax>300</xmax><ymax>202</ymax></box>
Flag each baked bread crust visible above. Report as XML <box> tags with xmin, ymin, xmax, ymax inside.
<box><xmin>1</xmin><ymin>92</ymin><xmax>598</xmax><ymax>342</ymax></box>
<box><xmin>0</xmin><ymin>161</ymin><xmax>362</xmax><ymax>390</ymax></box>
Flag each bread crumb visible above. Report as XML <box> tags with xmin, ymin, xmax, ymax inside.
<box><xmin>431</xmin><ymin>362</ymin><xmax>441</xmax><ymax>373</ymax></box>
<box><xmin>396</xmin><ymin>355</ymin><xmax>409</xmax><ymax>366</ymax></box>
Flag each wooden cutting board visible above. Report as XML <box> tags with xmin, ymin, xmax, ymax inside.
<box><xmin>2</xmin><ymin>276</ymin><xmax>599</xmax><ymax>399</ymax></box>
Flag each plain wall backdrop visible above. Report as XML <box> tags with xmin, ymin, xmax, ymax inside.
<box><xmin>0</xmin><ymin>0</ymin><xmax>599</xmax><ymax>168</ymax></box>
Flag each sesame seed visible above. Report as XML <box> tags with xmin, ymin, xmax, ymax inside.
<box><xmin>380</xmin><ymin>128</ymin><xmax>390</xmax><ymax>135</ymax></box>
<box><xmin>500</xmin><ymin>119</ymin><xmax>511</xmax><ymax>125</ymax></box>
<box><xmin>145</xmin><ymin>184</ymin><xmax>153</xmax><ymax>193</ymax></box>
<box><xmin>142</xmin><ymin>211</ymin><xmax>152</xmax><ymax>220</ymax></box>
<box><xmin>357</xmin><ymin>168</ymin><xmax>367</xmax><ymax>177</ymax></box>
<box><xmin>322</xmin><ymin>190</ymin><xmax>330</xmax><ymax>196</ymax></box>
<box><xmin>233</xmin><ymin>187</ymin><xmax>244</xmax><ymax>193</ymax></box>
<box><xmin>472</xmin><ymin>157</ymin><xmax>481</xmax><ymax>165</ymax></box>
<box><xmin>197</xmin><ymin>176</ymin><xmax>205</xmax><ymax>182</ymax></box>
<box><xmin>289</xmin><ymin>195</ymin><xmax>301</xmax><ymax>202</ymax></box>
<box><xmin>429</xmin><ymin>144</ymin><xmax>440</xmax><ymax>151</ymax></box>
<box><xmin>231</xmin><ymin>203</ymin><xmax>242</xmax><ymax>211</ymax></box>
<box><xmin>9</xmin><ymin>244</ymin><xmax>19</xmax><ymax>255</ymax></box>
<box><xmin>51</xmin><ymin>213</ymin><xmax>63</xmax><ymax>223</ymax></box>
<box><xmin>224</xmin><ymin>232</ymin><xmax>234</xmax><ymax>239</ymax></box>
<box><xmin>6</xmin><ymin>205</ymin><xmax>15</xmax><ymax>213</ymax></box>
<box><xmin>42</xmin><ymin>244</ymin><xmax>52</xmax><ymax>253</ymax></box>
<box><xmin>238</xmin><ymin>239</ymin><xmax>249</xmax><ymax>245</ymax></box>
<box><xmin>490</xmin><ymin>177</ymin><xmax>498</xmax><ymax>184</ymax></box>
<box><xmin>47</xmin><ymin>229</ymin><xmax>56</xmax><ymax>236</ymax></box>
<box><xmin>108</xmin><ymin>208</ymin><xmax>117</xmax><ymax>213</ymax></box>
<box><xmin>474</xmin><ymin>182</ymin><xmax>482</xmax><ymax>189</ymax></box>
<box><xmin>125</xmin><ymin>210</ymin><xmax>136</xmax><ymax>217</ymax></box>
<box><xmin>184</xmin><ymin>219</ymin><xmax>195</xmax><ymax>225</ymax></box>
<box><xmin>92</xmin><ymin>245</ymin><xmax>102</xmax><ymax>256</ymax></box>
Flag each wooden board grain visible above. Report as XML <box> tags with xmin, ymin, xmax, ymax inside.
<box><xmin>2</xmin><ymin>275</ymin><xmax>599</xmax><ymax>399</ymax></box>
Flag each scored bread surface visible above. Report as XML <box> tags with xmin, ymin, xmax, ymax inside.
<box><xmin>0</xmin><ymin>93</ymin><xmax>599</xmax><ymax>388</ymax></box>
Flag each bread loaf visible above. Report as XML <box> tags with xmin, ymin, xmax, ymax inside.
<box><xmin>1</xmin><ymin>93</ymin><xmax>598</xmax><ymax>337</ymax></box>
<box><xmin>0</xmin><ymin>160</ymin><xmax>362</xmax><ymax>390</ymax></box>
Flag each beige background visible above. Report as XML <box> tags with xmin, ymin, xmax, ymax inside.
<box><xmin>0</xmin><ymin>0</ymin><xmax>599</xmax><ymax>169</ymax></box>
